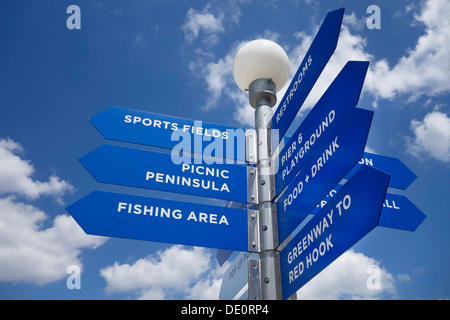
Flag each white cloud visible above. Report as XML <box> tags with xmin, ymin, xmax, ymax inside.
<box><xmin>365</xmin><ymin>0</ymin><xmax>450</xmax><ymax>102</ymax></box>
<box><xmin>192</xmin><ymin>41</ymin><xmax>252</xmax><ymax>115</ymax></box>
<box><xmin>0</xmin><ymin>197</ymin><xmax>105</xmax><ymax>285</ymax></box>
<box><xmin>201</xmin><ymin>54</ymin><xmax>235</xmax><ymax>111</ymax></box>
<box><xmin>182</xmin><ymin>6</ymin><xmax>224</xmax><ymax>44</ymax></box>
<box><xmin>100</xmin><ymin>245</ymin><xmax>226</xmax><ymax>300</ymax></box>
<box><xmin>0</xmin><ymin>137</ymin><xmax>106</xmax><ymax>285</ymax></box>
<box><xmin>100</xmin><ymin>246</ymin><xmax>401</xmax><ymax>300</ymax></box>
<box><xmin>0</xmin><ymin>138</ymin><xmax>74</xmax><ymax>203</ymax></box>
<box><xmin>133</xmin><ymin>34</ymin><xmax>144</xmax><ymax>47</ymax></box>
<box><xmin>406</xmin><ymin>110</ymin><xmax>450</xmax><ymax>162</ymax></box>
<box><xmin>296</xmin><ymin>250</ymin><xmax>397</xmax><ymax>299</ymax></box>
<box><xmin>365</xmin><ymin>145</ymin><xmax>377</xmax><ymax>154</ymax></box>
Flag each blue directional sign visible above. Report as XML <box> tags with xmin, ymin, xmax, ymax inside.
<box><xmin>276</xmin><ymin>108</ymin><xmax>374</xmax><ymax>244</ymax></box>
<box><xmin>280</xmin><ymin>165</ymin><xmax>390</xmax><ymax>300</ymax></box>
<box><xmin>346</xmin><ymin>152</ymin><xmax>417</xmax><ymax>189</ymax></box>
<box><xmin>313</xmin><ymin>184</ymin><xmax>426</xmax><ymax>232</ymax></box>
<box><xmin>275</xmin><ymin>61</ymin><xmax>369</xmax><ymax>193</ymax></box>
<box><xmin>271</xmin><ymin>8</ymin><xmax>345</xmax><ymax>144</ymax></box>
<box><xmin>378</xmin><ymin>193</ymin><xmax>426</xmax><ymax>231</ymax></box>
<box><xmin>79</xmin><ymin>145</ymin><xmax>248</xmax><ymax>202</ymax></box>
<box><xmin>67</xmin><ymin>191</ymin><xmax>248</xmax><ymax>251</ymax></box>
<box><xmin>90</xmin><ymin>106</ymin><xmax>247</xmax><ymax>163</ymax></box>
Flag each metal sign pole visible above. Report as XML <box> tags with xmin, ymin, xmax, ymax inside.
<box><xmin>248</xmin><ymin>78</ymin><xmax>282</xmax><ymax>300</ymax></box>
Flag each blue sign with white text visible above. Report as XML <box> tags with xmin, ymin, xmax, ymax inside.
<box><xmin>346</xmin><ymin>152</ymin><xmax>417</xmax><ymax>190</ymax></box>
<box><xmin>378</xmin><ymin>193</ymin><xmax>426</xmax><ymax>231</ymax></box>
<box><xmin>80</xmin><ymin>145</ymin><xmax>248</xmax><ymax>202</ymax></box>
<box><xmin>271</xmin><ymin>8</ymin><xmax>345</xmax><ymax>144</ymax></box>
<box><xmin>90</xmin><ymin>107</ymin><xmax>247</xmax><ymax>163</ymax></box>
<box><xmin>276</xmin><ymin>108</ymin><xmax>374</xmax><ymax>244</ymax></box>
<box><xmin>275</xmin><ymin>61</ymin><xmax>369</xmax><ymax>194</ymax></box>
<box><xmin>67</xmin><ymin>191</ymin><xmax>249</xmax><ymax>251</ymax></box>
<box><xmin>313</xmin><ymin>182</ymin><xmax>426</xmax><ymax>232</ymax></box>
<box><xmin>280</xmin><ymin>165</ymin><xmax>390</xmax><ymax>299</ymax></box>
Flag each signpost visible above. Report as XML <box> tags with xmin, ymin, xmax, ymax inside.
<box><xmin>378</xmin><ymin>194</ymin><xmax>426</xmax><ymax>231</ymax></box>
<box><xmin>79</xmin><ymin>144</ymin><xmax>248</xmax><ymax>202</ymax></box>
<box><xmin>65</xmin><ymin>7</ymin><xmax>425</xmax><ymax>301</ymax></box>
<box><xmin>280</xmin><ymin>165</ymin><xmax>390</xmax><ymax>299</ymax></box>
<box><xmin>90</xmin><ymin>106</ymin><xmax>247</xmax><ymax>163</ymax></box>
<box><xmin>346</xmin><ymin>152</ymin><xmax>417</xmax><ymax>190</ymax></box>
<box><xmin>314</xmin><ymin>185</ymin><xmax>426</xmax><ymax>232</ymax></box>
<box><xmin>276</xmin><ymin>108</ymin><xmax>374</xmax><ymax>243</ymax></box>
<box><xmin>275</xmin><ymin>61</ymin><xmax>369</xmax><ymax>193</ymax></box>
<box><xmin>271</xmin><ymin>8</ymin><xmax>345</xmax><ymax>144</ymax></box>
<box><xmin>67</xmin><ymin>190</ymin><xmax>248</xmax><ymax>251</ymax></box>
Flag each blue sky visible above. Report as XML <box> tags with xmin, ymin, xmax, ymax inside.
<box><xmin>0</xmin><ymin>0</ymin><xmax>449</xmax><ymax>300</ymax></box>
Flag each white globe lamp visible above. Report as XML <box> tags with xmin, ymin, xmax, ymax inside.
<box><xmin>232</xmin><ymin>39</ymin><xmax>290</xmax><ymax>108</ymax></box>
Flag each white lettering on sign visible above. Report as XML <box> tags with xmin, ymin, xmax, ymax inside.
<box><xmin>145</xmin><ymin>171</ymin><xmax>230</xmax><ymax>193</ymax></box>
<box><xmin>283</xmin><ymin>180</ymin><xmax>304</xmax><ymax>211</ymax></box>
<box><xmin>280</xmin><ymin>110</ymin><xmax>336</xmax><ymax>181</ymax></box>
<box><xmin>144</xmin><ymin>163</ymin><xmax>232</xmax><ymax>194</ymax></box>
<box><xmin>311</xmin><ymin>136</ymin><xmax>339</xmax><ymax>178</ymax></box>
<box><xmin>286</xmin><ymin>194</ymin><xmax>351</xmax><ymax>284</ymax></box>
<box><xmin>276</xmin><ymin>55</ymin><xmax>313</xmax><ymax>124</ymax></box>
<box><xmin>383</xmin><ymin>199</ymin><xmax>400</xmax><ymax>210</ymax></box>
<box><xmin>118</xmin><ymin>202</ymin><xmax>183</xmax><ymax>219</ymax></box>
<box><xmin>283</xmin><ymin>135</ymin><xmax>340</xmax><ymax>212</ymax></box>
<box><xmin>117</xmin><ymin>202</ymin><xmax>229</xmax><ymax>225</ymax></box>
<box><xmin>124</xmin><ymin>115</ymin><xmax>229</xmax><ymax>139</ymax></box>
<box><xmin>319</xmin><ymin>189</ymin><xmax>398</xmax><ymax>214</ymax></box>
<box><xmin>187</xmin><ymin>211</ymin><xmax>229</xmax><ymax>225</ymax></box>
<box><xmin>358</xmin><ymin>157</ymin><xmax>374</xmax><ymax>166</ymax></box>
<box><xmin>181</xmin><ymin>164</ymin><xmax>229</xmax><ymax>179</ymax></box>
<box><xmin>318</xmin><ymin>189</ymin><xmax>338</xmax><ymax>209</ymax></box>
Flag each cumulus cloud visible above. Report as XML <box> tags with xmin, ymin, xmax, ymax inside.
<box><xmin>296</xmin><ymin>250</ymin><xmax>397</xmax><ymax>299</ymax></box>
<box><xmin>406</xmin><ymin>110</ymin><xmax>450</xmax><ymax>162</ymax></box>
<box><xmin>365</xmin><ymin>0</ymin><xmax>450</xmax><ymax>102</ymax></box>
<box><xmin>0</xmin><ymin>197</ymin><xmax>105</xmax><ymax>284</ymax></box>
<box><xmin>182</xmin><ymin>5</ymin><xmax>225</xmax><ymax>44</ymax></box>
<box><xmin>0</xmin><ymin>137</ymin><xmax>106</xmax><ymax>285</ymax></box>
<box><xmin>201</xmin><ymin>54</ymin><xmax>235</xmax><ymax>111</ymax></box>
<box><xmin>189</xmin><ymin>40</ymin><xmax>256</xmax><ymax>116</ymax></box>
<box><xmin>100</xmin><ymin>246</ymin><xmax>400</xmax><ymax>300</ymax></box>
<box><xmin>0</xmin><ymin>138</ymin><xmax>74</xmax><ymax>203</ymax></box>
<box><xmin>100</xmin><ymin>245</ymin><xmax>226</xmax><ymax>300</ymax></box>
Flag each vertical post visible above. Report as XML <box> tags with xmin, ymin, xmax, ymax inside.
<box><xmin>249</xmin><ymin>78</ymin><xmax>282</xmax><ymax>300</ymax></box>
